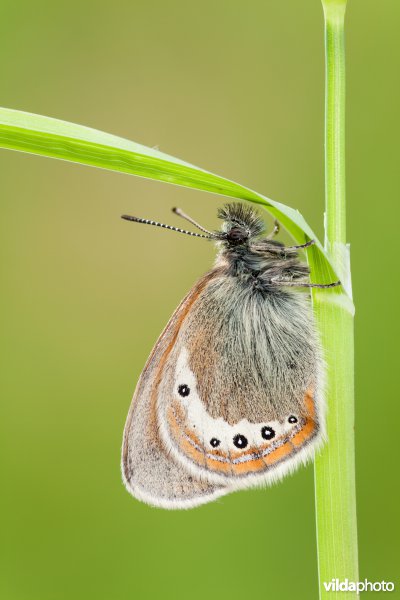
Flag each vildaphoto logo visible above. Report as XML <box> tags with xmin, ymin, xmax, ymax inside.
<box><xmin>323</xmin><ymin>579</ymin><xmax>395</xmax><ymax>593</ymax></box>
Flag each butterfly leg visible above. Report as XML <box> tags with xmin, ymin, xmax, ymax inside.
<box><xmin>282</xmin><ymin>239</ymin><xmax>315</xmax><ymax>251</ymax></box>
<box><xmin>266</xmin><ymin>239</ymin><xmax>315</xmax><ymax>257</ymax></box>
<box><xmin>267</xmin><ymin>219</ymin><xmax>280</xmax><ymax>239</ymax></box>
<box><xmin>271</xmin><ymin>279</ymin><xmax>341</xmax><ymax>289</ymax></box>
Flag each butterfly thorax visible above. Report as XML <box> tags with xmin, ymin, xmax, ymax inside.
<box><xmin>215</xmin><ymin>241</ymin><xmax>310</xmax><ymax>292</ymax></box>
<box><xmin>213</xmin><ymin>204</ymin><xmax>310</xmax><ymax>289</ymax></box>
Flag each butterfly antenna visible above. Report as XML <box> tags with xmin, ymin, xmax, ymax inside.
<box><xmin>172</xmin><ymin>207</ymin><xmax>215</xmax><ymax>236</ymax></box>
<box><xmin>121</xmin><ymin>214</ymin><xmax>214</xmax><ymax>239</ymax></box>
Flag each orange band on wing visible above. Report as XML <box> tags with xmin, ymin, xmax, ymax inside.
<box><xmin>263</xmin><ymin>441</ymin><xmax>294</xmax><ymax>466</ymax></box>
<box><xmin>167</xmin><ymin>404</ymin><xmax>233</xmax><ymax>473</ymax></box>
<box><xmin>166</xmin><ymin>390</ymin><xmax>319</xmax><ymax>478</ymax></box>
<box><xmin>291</xmin><ymin>419</ymin><xmax>316</xmax><ymax>448</ymax></box>
<box><xmin>304</xmin><ymin>390</ymin><xmax>315</xmax><ymax>418</ymax></box>
<box><xmin>231</xmin><ymin>455</ymin><xmax>267</xmax><ymax>475</ymax></box>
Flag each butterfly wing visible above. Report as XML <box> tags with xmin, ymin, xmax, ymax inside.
<box><xmin>122</xmin><ymin>270</ymin><xmax>229</xmax><ymax>509</ymax></box>
<box><xmin>156</xmin><ymin>272</ymin><xmax>325</xmax><ymax>488</ymax></box>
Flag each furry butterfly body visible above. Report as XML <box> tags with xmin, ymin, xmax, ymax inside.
<box><xmin>122</xmin><ymin>203</ymin><xmax>337</xmax><ymax>509</ymax></box>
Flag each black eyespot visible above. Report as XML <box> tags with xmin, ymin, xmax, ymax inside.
<box><xmin>233</xmin><ymin>434</ymin><xmax>248</xmax><ymax>449</ymax></box>
<box><xmin>288</xmin><ymin>415</ymin><xmax>298</xmax><ymax>424</ymax></box>
<box><xmin>178</xmin><ymin>384</ymin><xmax>190</xmax><ymax>397</ymax></box>
<box><xmin>288</xmin><ymin>361</ymin><xmax>296</xmax><ymax>369</ymax></box>
<box><xmin>210</xmin><ymin>438</ymin><xmax>220</xmax><ymax>448</ymax></box>
<box><xmin>261</xmin><ymin>426</ymin><xmax>275</xmax><ymax>441</ymax></box>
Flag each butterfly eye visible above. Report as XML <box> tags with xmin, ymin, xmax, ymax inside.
<box><xmin>226</xmin><ymin>226</ymin><xmax>248</xmax><ymax>244</ymax></box>
<box><xmin>233</xmin><ymin>434</ymin><xmax>248</xmax><ymax>449</ymax></box>
<box><xmin>210</xmin><ymin>438</ymin><xmax>221</xmax><ymax>448</ymax></box>
<box><xmin>178</xmin><ymin>384</ymin><xmax>190</xmax><ymax>397</ymax></box>
<box><xmin>261</xmin><ymin>426</ymin><xmax>275</xmax><ymax>440</ymax></box>
<box><xmin>288</xmin><ymin>415</ymin><xmax>298</xmax><ymax>424</ymax></box>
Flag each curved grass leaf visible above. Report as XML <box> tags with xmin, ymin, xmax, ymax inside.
<box><xmin>0</xmin><ymin>107</ymin><xmax>345</xmax><ymax>298</ymax></box>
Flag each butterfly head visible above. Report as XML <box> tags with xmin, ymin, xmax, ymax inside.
<box><xmin>216</xmin><ymin>203</ymin><xmax>265</xmax><ymax>247</ymax></box>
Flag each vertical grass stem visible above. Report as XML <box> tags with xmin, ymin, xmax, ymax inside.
<box><xmin>314</xmin><ymin>2</ymin><xmax>359</xmax><ymax>598</ymax></box>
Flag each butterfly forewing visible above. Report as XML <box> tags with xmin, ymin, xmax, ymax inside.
<box><xmin>122</xmin><ymin>271</ymin><xmax>230</xmax><ymax>509</ymax></box>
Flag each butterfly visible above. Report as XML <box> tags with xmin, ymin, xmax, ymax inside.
<box><xmin>120</xmin><ymin>203</ymin><xmax>339</xmax><ymax>509</ymax></box>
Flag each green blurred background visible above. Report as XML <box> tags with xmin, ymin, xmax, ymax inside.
<box><xmin>1</xmin><ymin>1</ymin><xmax>399</xmax><ymax>598</ymax></box>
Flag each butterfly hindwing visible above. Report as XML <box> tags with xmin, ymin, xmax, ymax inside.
<box><xmin>156</xmin><ymin>271</ymin><xmax>325</xmax><ymax>488</ymax></box>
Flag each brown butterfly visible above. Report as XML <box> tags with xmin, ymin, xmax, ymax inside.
<box><xmin>121</xmin><ymin>203</ymin><xmax>339</xmax><ymax>509</ymax></box>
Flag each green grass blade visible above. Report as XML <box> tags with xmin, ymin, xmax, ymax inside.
<box><xmin>314</xmin><ymin>2</ymin><xmax>359</xmax><ymax>598</ymax></box>
<box><xmin>0</xmin><ymin>106</ymin><xmax>347</xmax><ymax>294</ymax></box>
